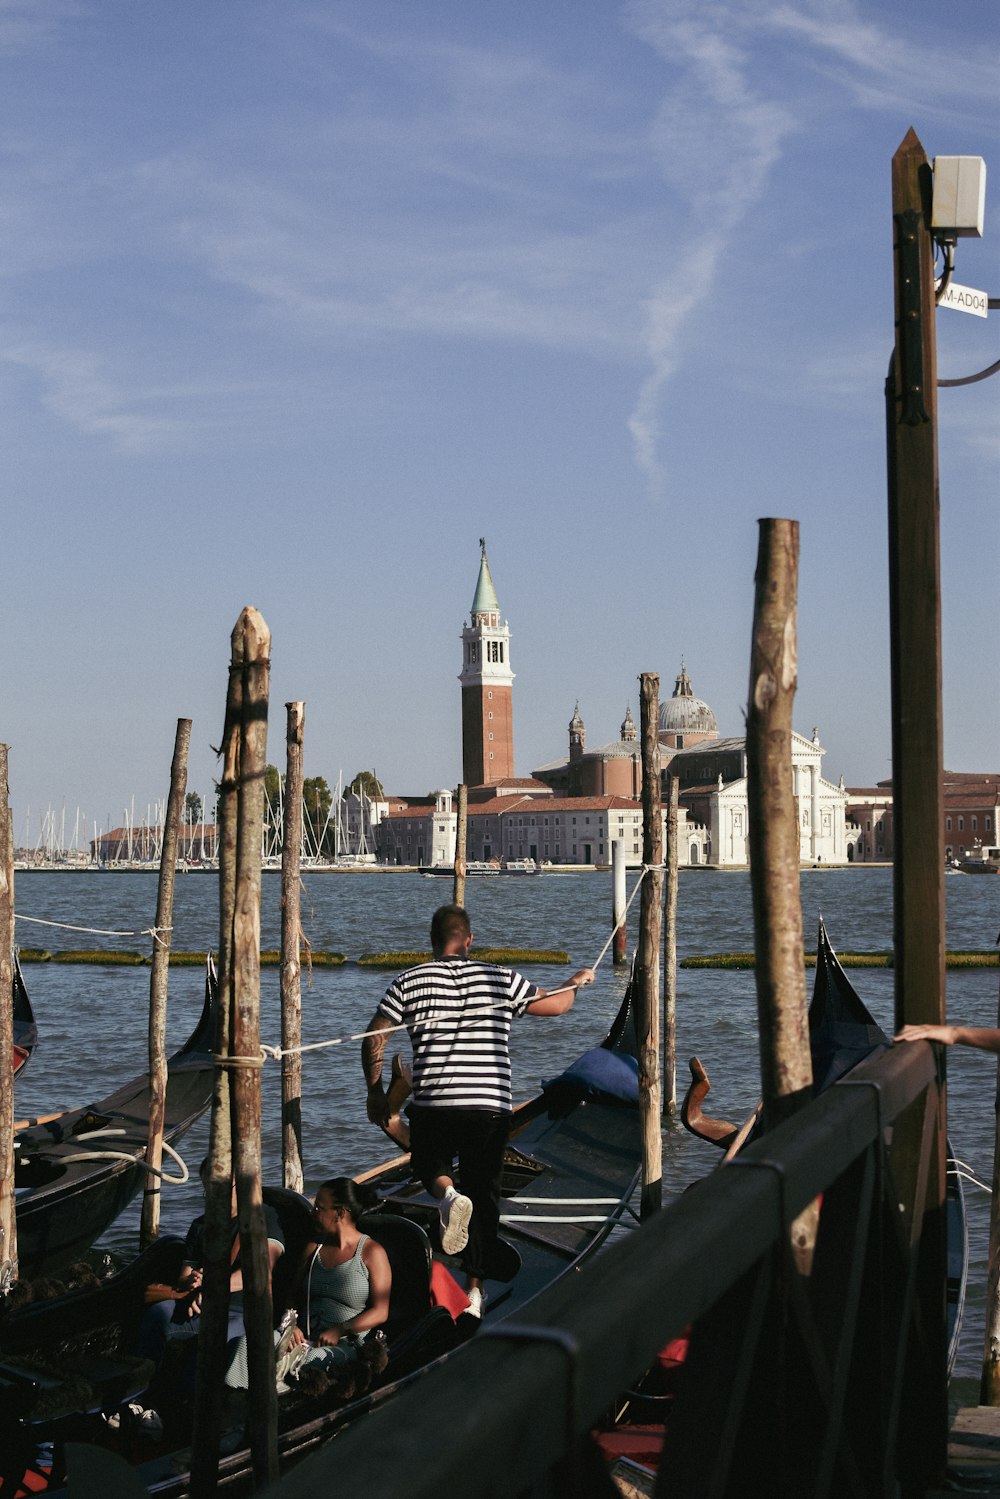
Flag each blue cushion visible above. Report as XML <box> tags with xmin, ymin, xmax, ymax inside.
<box><xmin>546</xmin><ymin>1047</ymin><xmax>640</xmax><ymax>1103</ymax></box>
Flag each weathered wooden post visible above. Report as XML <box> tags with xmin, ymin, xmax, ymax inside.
<box><xmin>141</xmin><ymin>717</ymin><xmax>191</xmax><ymax>1249</ymax></box>
<box><xmin>191</xmin><ymin>608</ymin><xmax>275</xmax><ymax>1491</ymax></box>
<box><xmin>611</xmin><ymin>839</ymin><xmax>627</xmax><ymax>965</ymax></box>
<box><xmin>453</xmin><ymin>783</ymin><xmax>467</xmax><ymax>908</ymax></box>
<box><xmin>746</xmin><ymin>519</ymin><xmax>811</xmax><ymax>1134</ymax></box>
<box><xmin>230</xmin><ymin>610</ymin><xmax>275</xmax><ymax>1487</ymax></box>
<box><xmin>281</xmin><ymin>702</ymin><xmax>305</xmax><ymax>1195</ymax></box>
<box><xmin>662</xmin><ymin>771</ymin><xmax>679</xmax><ymax>1115</ymax></box>
<box><xmin>0</xmin><ymin>747</ymin><xmax>16</xmax><ymax>1290</ymax></box>
<box><xmin>191</xmin><ymin>623</ymin><xmax>244</xmax><ymax>1496</ymax></box>
<box><xmin>885</xmin><ymin>131</ymin><xmax>947</xmax><ymax>1473</ymax></box>
<box><xmin>637</xmin><ymin>673</ymin><xmax>663</xmax><ymax>1219</ymax></box>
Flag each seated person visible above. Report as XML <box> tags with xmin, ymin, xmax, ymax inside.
<box><xmin>225</xmin><ymin>1177</ymin><xmax>390</xmax><ymax>1393</ymax></box>
<box><xmin>138</xmin><ymin>1158</ymin><xmax>285</xmax><ymax>1367</ymax></box>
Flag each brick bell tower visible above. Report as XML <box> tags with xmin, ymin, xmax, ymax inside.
<box><xmin>460</xmin><ymin>539</ymin><xmax>515</xmax><ymax>786</ymax></box>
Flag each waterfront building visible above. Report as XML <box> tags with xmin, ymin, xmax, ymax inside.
<box><xmin>533</xmin><ymin>705</ymin><xmax>642</xmax><ymax>798</ymax></box>
<box><xmin>465</xmin><ymin>793</ymin><xmax>680</xmax><ymax>868</ymax></box>
<box><xmin>847</xmin><ymin>772</ymin><xmax>1000</xmax><ymax>864</ymax></box>
<box><xmin>670</xmin><ymin>727</ymin><xmax>848</xmax><ymax>867</ymax></box>
<box><xmin>460</xmin><ymin>539</ymin><xmax>515</xmax><ymax>789</ymax></box>
<box><xmin>376</xmin><ymin>788</ymin><xmax>457</xmax><ymax>868</ymax></box>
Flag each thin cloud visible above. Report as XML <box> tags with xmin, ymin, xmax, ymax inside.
<box><xmin>3</xmin><ymin>339</ymin><xmax>186</xmax><ymax>449</ymax></box>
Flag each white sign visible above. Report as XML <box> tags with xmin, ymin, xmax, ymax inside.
<box><xmin>939</xmin><ymin>281</ymin><xmax>989</xmax><ymax>317</ymax></box>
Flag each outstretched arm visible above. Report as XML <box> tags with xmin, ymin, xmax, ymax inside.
<box><xmin>526</xmin><ymin>967</ymin><xmax>596</xmax><ymax>1016</ymax></box>
<box><xmin>896</xmin><ymin>1023</ymin><xmax>1000</xmax><ymax>1055</ymax></box>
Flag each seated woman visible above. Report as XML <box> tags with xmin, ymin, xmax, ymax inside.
<box><xmin>226</xmin><ymin>1177</ymin><xmax>391</xmax><ymax>1396</ymax></box>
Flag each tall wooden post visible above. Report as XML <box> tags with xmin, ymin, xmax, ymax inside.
<box><xmin>887</xmin><ymin>128</ymin><xmax>945</xmax><ymax>1033</ymax></box>
<box><xmin>662</xmin><ymin>772</ymin><xmax>679</xmax><ymax>1115</ymax></box>
<box><xmin>886</xmin><ymin>132</ymin><xmax>947</xmax><ymax>1477</ymax></box>
<box><xmin>453</xmin><ymin>784</ymin><xmax>467</xmax><ymax>908</ymax></box>
<box><xmin>281</xmin><ymin>702</ymin><xmax>305</xmax><ymax>1195</ymax></box>
<box><xmin>230</xmin><ymin>610</ymin><xmax>276</xmax><ymax>1487</ymax></box>
<box><xmin>637</xmin><ymin>673</ymin><xmax>663</xmax><ymax>1219</ymax></box>
<box><xmin>141</xmin><ymin>718</ymin><xmax>191</xmax><ymax>1248</ymax></box>
<box><xmin>747</xmin><ymin>520</ymin><xmax>811</xmax><ymax>1135</ymax></box>
<box><xmin>612</xmin><ymin>839</ymin><xmax>627</xmax><ymax>966</ymax></box>
<box><xmin>0</xmin><ymin>748</ymin><xmax>16</xmax><ymax>1289</ymax></box>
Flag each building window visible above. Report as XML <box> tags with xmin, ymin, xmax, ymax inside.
<box><xmin>946</xmin><ymin>817</ymin><xmax>952</xmax><ymax>831</ymax></box>
<box><xmin>972</xmin><ymin>816</ymin><xmax>978</xmax><ymax>832</ymax></box>
<box><xmin>488</xmin><ymin>691</ymin><xmax>493</xmax><ymax>700</ymax></box>
<box><xmin>488</xmin><ymin>711</ymin><xmax>493</xmax><ymax>720</ymax></box>
<box><xmin>987</xmin><ymin>816</ymin><xmax>993</xmax><ymax>831</ymax></box>
<box><xmin>959</xmin><ymin>817</ymin><xmax>965</xmax><ymax>831</ymax></box>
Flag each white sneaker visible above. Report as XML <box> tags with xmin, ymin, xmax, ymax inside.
<box><xmin>465</xmin><ymin>1286</ymin><xmax>486</xmax><ymax>1319</ymax></box>
<box><xmin>439</xmin><ymin>1192</ymin><xmax>473</xmax><ymax>1255</ymax></box>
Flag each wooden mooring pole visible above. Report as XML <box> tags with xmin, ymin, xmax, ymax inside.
<box><xmin>0</xmin><ymin>747</ymin><xmax>16</xmax><ymax>1290</ymax></box>
<box><xmin>453</xmin><ymin>783</ymin><xmax>467</xmax><ymax>909</ymax></box>
<box><xmin>747</xmin><ymin>520</ymin><xmax>811</xmax><ymax>1132</ymax></box>
<box><xmin>637</xmin><ymin>673</ymin><xmax>663</xmax><ymax>1218</ymax></box>
<box><xmin>611</xmin><ymin>839</ymin><xmax>627</xmax><ymax>965</ymax></box>
<box><xmin>885</xmin><ymin>130</ymin><xmax>947</xmax><ymax>1474</ymax></box>
<box><xmin>982</xmin><ymin>963</ymin><xmax>1000</xmax><ymax>1403</ymax></box>
<box><xmin>662</xmin><ymin>771</ymin><xmax>678</xmax><ymax>1115</ymax></box>
<box><xmin>281</xmin><ymin>701</ymin><xmax>305</xmax><ymax>1195</ymax></box>
<box><xmin>141</xmin><ymin>718</ymin><xmax>191</xmax><ymax>1249</ymax></box>
<box><xmin>230</xmin><ymin>610</ymin><xmax>275</xmax><ymax>1488</ymax></box>
<box><xmin>191</xmin><ymin>608</ymin><xmax>275</xmax><ymax>1492</ymax></box>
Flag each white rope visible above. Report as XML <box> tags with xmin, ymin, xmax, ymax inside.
<box><xmin>217</xmin><ymin>866</ymin><xmax>654</xmax><ymax>1070</ymax></box>
<box><xmin>49</xmin><ymin>1133</ymin><xmax>190</xmax><ymax>1186</ymax></box>
<box><xmin>15</xmin><ymin>914</ymin><xmax>171</xmax><ymax>941</ymax></box>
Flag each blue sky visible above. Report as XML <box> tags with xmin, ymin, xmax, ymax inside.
<box><xmin>3</xmin><ymin>0</ymin><xmax>998</xmax><ymax>846</ymax></box>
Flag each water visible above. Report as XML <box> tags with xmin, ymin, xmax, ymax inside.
<box><xmin>10</xmin><ymin>867</ymin><xmax>1000</xmax><ymax>1381</ymax></box>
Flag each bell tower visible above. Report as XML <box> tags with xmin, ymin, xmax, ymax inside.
<box><xmin>460</xmin><ymin>539</ymin><xmax>515</xmax><ymax>786</ymax></box>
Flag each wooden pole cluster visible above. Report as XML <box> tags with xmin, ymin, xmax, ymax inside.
<box><xmin>637</xmin><ymin>673</ymin><xmax>663</xmax><ymax>1219</ymax></box>
<box><xmin>191</xmin><ymin>608</ymin><xmax>275</xmax><ymax>1494</ymax></box>
<box><xmin>280</xmin><ymin>702</ymin><xmax>305</xmax><ymax>1195</ymax></box>
<box><xmin>662</xmin><ymin>772</ymin><xmax>679</xmax><ymax>1115</ymax></box>
<box><xmin>611</xmin><ymin>839</ymin><xmax>627</xmax><ymax>966</ymax></box>
<box><xmin>141</xmin><ymin>718</ymin><xmax>191</xmax><ymax>1249</ymax></box>
<box><xmin>453</xmin><ymin>783</ymin><xmax>467</xmax><ymax>908</ymax></box>
<box><xmin>0</xmin><ymin>747</ymin><xmax>16</xmax><ymax>1289</ymax></box>
<box><xmin>746</xmin><ymin>519</ymin><xmax>811</xmax><ymax>1136</ymax></box>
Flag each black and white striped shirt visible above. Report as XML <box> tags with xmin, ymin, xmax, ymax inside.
<box><xmin>378</xmin><ymin>957</ymin><xmax>537</xmax><ymax>1113</ymax></box>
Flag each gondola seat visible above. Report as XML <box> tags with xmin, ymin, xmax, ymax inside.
<box><xmin>359</xmin><ymin>1213</ymin><xmax>458</xmax><ymax>1376</ymax></box>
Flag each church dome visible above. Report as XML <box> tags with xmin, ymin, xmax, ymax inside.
<box><xmin>659</xmin><ymin>666</ymin><xmax>718</xmax><ymax>737</ymax></box>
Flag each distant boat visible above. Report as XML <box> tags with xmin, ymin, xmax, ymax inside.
<box><xmin>420</xmin><ymin>858</ymin><xmax>540</xmax><ymax>878</ymax></box>
<box><xmin>957</xmin><ymin>844</ymin><xmax>1000</xmax><ymax>874</ymax></box>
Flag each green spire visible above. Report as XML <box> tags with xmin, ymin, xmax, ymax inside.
<box><xmin>471</xmin><ymin>537</ymin><xmax>500</xmax><ymax>615</ymax></box>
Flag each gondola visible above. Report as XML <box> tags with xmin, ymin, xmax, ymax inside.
<box><xmin>12</xmin><ymin>953</ymin><xmax>38</xmax><ymax>1079</ymax></box>
<box><xmin>0</xmin><ymin>968</ymin><xmax>641</xmax><ymax>1496</ymax></box>
<box><xmin>594</xmin><ymin>921</ymin><xmax>969</xmax><ymax>1484</ymax></box>
<box><xmin>11</xmin><ymin>957</ymin><xmax>218</xmax><ymax>1279</ymax></box>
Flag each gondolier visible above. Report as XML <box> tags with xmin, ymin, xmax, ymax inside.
<box><xmin>362</xmin><ymin>904</ymin><xmax>594</xmax><ymax>1317</ymax></box>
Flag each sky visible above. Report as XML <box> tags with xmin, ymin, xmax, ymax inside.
<box><xmin>2</xmin><ymin>0</ymin><xmax>998</xmax><ymax>848</ymax></box>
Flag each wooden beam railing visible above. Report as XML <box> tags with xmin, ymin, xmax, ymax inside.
<box><xmin>271</xmin><ymin>1039</ymin><xmax>947</xmax><ymax>1499</ymax></box>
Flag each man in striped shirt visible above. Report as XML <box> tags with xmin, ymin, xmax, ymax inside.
<box><xmin>362</xmin><ymin>904</ymin><xmax>594</xmax><ymax>1317</ymax></box>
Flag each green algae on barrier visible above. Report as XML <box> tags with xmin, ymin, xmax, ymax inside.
<box><xmin>682</xmin><ymin>951</ymin><xmax>999</xmax><ymax>970</ymax></box>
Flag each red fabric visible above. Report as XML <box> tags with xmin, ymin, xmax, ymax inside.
<box><xmin>590</xmin><ymin>1426</ymin><xmax>664</xmax><ymax>1467</ymax></box>
<box><xmin>656</xmin><ymin>1332</ymin><xmax>690</xmax><ymax>1388</ymax></box>
<box><xmin>429</xmin><ymin>1261</ymin><xmax>470</xmax><ymax>1318</ymax></box>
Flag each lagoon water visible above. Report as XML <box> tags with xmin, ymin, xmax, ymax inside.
<box><xmin>11</xmin><ymin>866</ymin><xmax>1000</xmax><ymax>1382</ymax></box>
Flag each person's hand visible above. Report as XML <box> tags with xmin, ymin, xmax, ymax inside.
<box><xmin>184</xmin><ymin>1291</ymin><xmax>203</xmax><ymax>1320</ymax></box>
<box><xmin>895</xmin><ymin>1023</ymin><xmax>954</xmax><ymax>1046</ymax></box>
<box><xmin>316</xmin><ymin>1327</ymin><xmax>341</xmax><ymax>1347</ymax></box>
<box><xmin>366</xmin><ymin>1085</ymin><xmax>389</xmax><ymax>1127</ymax></box>
<box><xmin>572</xmin><ymin>968</ymin><xmax>596</xmax><ymax>989</ymax></box>
<box><xmin>287</xmin><ymin>1326</ymin><xmax>307</xmax><ymax>1348</ymax></box>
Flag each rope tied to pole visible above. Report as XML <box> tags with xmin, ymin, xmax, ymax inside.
<box><xmin>14</xmin><ymin>913</ymin><xmax>172</xmax><ymax>941</ymax></box>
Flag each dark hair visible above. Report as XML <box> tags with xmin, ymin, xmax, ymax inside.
<box><xmin>315</xmin><ymin>1177</ymin><xmax>378</xmax><ymax>1223</ymax></box>
<box><xmin>430</xmin><ymin>904</ymin><xmax>470</xmax><ymax>954</ymax></box>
